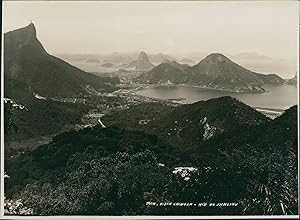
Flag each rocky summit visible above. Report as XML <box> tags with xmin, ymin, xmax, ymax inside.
<box><xmin>4</xmin><ymin>23</ymin><xmax>119</xmax><ymax>99</ymax></box>
<box><xmin>127</xmin><ymin>51</ymin><xmax>155</xmax><ymax>70</ymax></box>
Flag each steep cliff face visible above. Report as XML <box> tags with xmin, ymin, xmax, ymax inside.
<box><xmin>4</xmin><ymin>23</ymin><xmax>119</xmax><ymax>99</ymax></box>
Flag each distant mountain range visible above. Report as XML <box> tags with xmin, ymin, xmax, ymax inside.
<box><xmin>126</xmin><ymin>51</ymin><xmax>155</xmax><ymax>70</ymax></box>
<box><xmin>149</xmin><ymin>53</ymin><xmax>178</xmax><ymax>63</ymax></box>
<box><xmin>140</xmin><ymin>53</ymin><xmax>286</xmax><ymax>93</ymax></box>
<box><xmin>109</xmin><ymin>52</ymin><xmax>178</xmax><ymax>64</ymax></box>
<box><xmin>57</xmin><ymin>51</ymin><xmax>296</xmax><ymax>78</ymax></box>
<box><xmin>4</xmin><ymin>23</ymin><xmax>119</xmax><ymax>99</ymax></box>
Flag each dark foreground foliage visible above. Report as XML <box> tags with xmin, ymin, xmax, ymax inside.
<box><xmin>5</xmin><ymin>102</ymin><xmax>298</xmax><ymax>215</ymax></box>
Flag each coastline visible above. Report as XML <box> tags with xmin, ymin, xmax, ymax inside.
<box><xmin>139</xmin><ymin>83</ymin><xmax>266</xmax><ymax>94</ymax></box>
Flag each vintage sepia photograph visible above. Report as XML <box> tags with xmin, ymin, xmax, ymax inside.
<box><xmin>1</xmin><ymin>0</ymin><xmax>299</xmax><ymax>217</ymax></box>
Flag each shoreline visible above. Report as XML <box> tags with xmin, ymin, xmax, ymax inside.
<box><xmin>138</xmin><ymin>83</ymin><xmax>266</xmax><ymax>94</ymax></box>
<box><xmin>131</xmin><ymin>84</ymin><xmax>295</xmax><ymax>111</ymax></box>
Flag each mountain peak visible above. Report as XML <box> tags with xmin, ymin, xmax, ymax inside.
<box><xmin>186</xmin><ymin>52</ymin><xmax>285</xmax><ymax>92</ymax></box>
<box><xmin>204</xmin><ymin>53</ymin><xmax>230</xmax><ymax>63</ymax></box>
<box><xmin>138</xmin><ymin>51</ymin><xmax>150</xmax><ymax>62</ymax></box>
<box><xmin>27</xmin><ymin>22</ymin><xmax>36</xmax><ymax>33</ymax></box>
<box><xmin>127</xmin><ymin>51</ymin><xmax>154</xmax><ymax>70</ymax></box>
<box><xmin>4</xmin><ymin>23</ymin><xmax>47</xmax><ymax>56</ymax></box>
<box><xmin>4</xmin><ymin>24</ymin><xmax>119</xmax><ymax>97</ymax></box>
<box><xmin>6</xmin><ymin>22</ymin><xmax>37</xmax><ymax>38</ymax></box>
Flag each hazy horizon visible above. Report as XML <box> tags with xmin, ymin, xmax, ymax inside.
<box><xmin>3</xmin><ymin>1</ymin><xmax>299</xmax><ymax>77</ymax></box>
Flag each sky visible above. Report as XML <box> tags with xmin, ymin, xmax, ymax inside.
<box><xmin>2</xmin><ymin>1</ymin><xmax>299</xmax><ymax>77</ymax></box>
